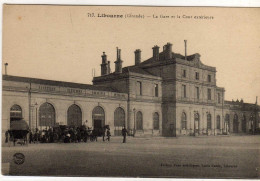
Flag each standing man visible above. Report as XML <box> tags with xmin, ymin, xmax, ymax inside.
<box><xmin>102</xmin><ymin>126</ymin><xmax>106</xmax><ymax>142</ymax></box>
<box><xmin>5</xmin><ymin>130</ymin><xmax>9</xmax><ymax>143</ymax></box>
<box><xmin>106</xmin><ymin>128</ymin><xmax>111</xmax><ymax>142</ymax></box>
<box><xmin>122</xmin><ymin>126</ymin><xmax>128</xmax><ymax>143</ymax></box>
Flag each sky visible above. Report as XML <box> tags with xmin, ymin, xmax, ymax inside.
<box><xmin>2</xmin><ymin>5</ymin><xmax>260</xmax><ymax>103</ymax></box>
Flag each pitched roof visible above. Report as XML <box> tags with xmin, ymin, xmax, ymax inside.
<box><xmin>139</xmin><ymin>52</ymin><xmax>198</xmax><ymax>66</ymax></box>
<box><xmin>122</xmin><ymin>66</ymin><xmax>155</xmax><ymax>76</ymax></box>
<box><xmin>3</xmin><ymin>75</ymin><xmax>120</xmax><ymax>92</ymax></box>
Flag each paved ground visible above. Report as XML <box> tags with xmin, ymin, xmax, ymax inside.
<box><xmin>1</xmin><ymin>135</ymin><xmax>260</xmax><ymax>178</ymax></box>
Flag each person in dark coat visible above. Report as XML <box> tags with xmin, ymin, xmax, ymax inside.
<box><xmin>106</xmin><ymin>128</ymin><xmax>111</xmax><ymax>142</ymax></box>
<box><xmin>5</xmin><ymin>130</ymin><xmax>9</xmax><ymax>143</ymax></box>
<box><xmin>29</xmin><ymin>130</ymin><xmax>33</xmax><ymax>144</ymax></box>
<box><xmin>102</xmin><ymin>126</ymin><xmax>106</xmax><ymax>142</ymax></box>
<box><xmin>122</xmin><ymin>126</ymin><xmax>128</xmax><ymax>143</ymax></box>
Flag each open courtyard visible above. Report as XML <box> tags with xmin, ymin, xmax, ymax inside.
<box><xmin>2</xmin><ymin>135</ymin><xmax>260</xmax><ymax>178</ymax></box>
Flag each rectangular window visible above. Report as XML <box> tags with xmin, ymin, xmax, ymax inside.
<box><xmin>195</xmin><ymin>72</ymin><xmax>199</xmax><ymax>80</ymax></box>
<box><xmin>137</xmin><ymin>81</ymin><xmax>142</xmax><ymax>95</ymax></box>
<box><xmin>154</xmin><ymin>84</ymin><xmax>159</xmax><ymax>97</ymax></box>
<box><xmin>182</xmin><ymin>70</ymin><xmax>186</xmax><ymax>78</ymax></box>
<box><xmin>196</xmin><ymin>87</ymin><xmax>199</xmax><ymax>99</ymax></box>
<box><xmin>208</xmin><ymin>75</ymin><xmax>211</xmax><ymax>82</ymax></box>
<box><xmin>207</xmin><ymin>89</ymin><xmax>211</xmax><ymax>100</ymax></box>
<box><xmin>182</xmin><ymin>85</ymin><xmax>186</xmax><ymax>98</ymax></box>
<box><xmin>218</xmin><ymin>93</ymin><xmax>221</xmax><ymax>103</ymax></box>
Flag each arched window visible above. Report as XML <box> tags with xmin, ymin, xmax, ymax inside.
<box><xmin>10</xmin><ymin>104</ymin><xmax>22</xmax><ymax>121</ymax></box>
<box><xmin>225</xmin><ymin>114</ymin><xmax>230</xmax><ymax>132</ymax></box>
<box><xmin>39</xmin><ymin>103</ymin><xmax>55</xmax><ymax>127</ymax></box>
<box><xmin>194</xmin><ymin>113</ymin><xmax>200</xmax><ymax>130</ymax></box>
<box><xmin>207</xmin><ymin>114</ymin><xmax>212</xmax><ymax>129</ymax></box>
<box><xmin>216</xmin><ymin>115</ymin><xmax>221</xmax><ymax>129</ymax></box>
<box><xmin>242</xmin><ymin>115</ymin><xmax>246</xmax><ymax>133</ymax></box>
<box><xmin>136</xmin><ymin>111</ymin><xmax>143</xmax><ymax>130</ymax></box>
<box><xmin>114</xmin><ymin>107</ymin><xmax>125</xmax><ymax>136</ymax></box>
<box><xmin>114</xmin><ymin>107</ymin><xmax>125</xmax><ymax>127</ymax></box>
<box><xmin>249</xmin><ymin>113</ymin><xmax>254</xmax><ymax>130</ymax></box>
<box><xmin>153</xmin><ymin>112</ymin><xmax>159</xmax><ymax>130</ymax></box>
<box><xmin>92</xmin><ymin>106</ymin><xmax>105</xmax><ymax>129</ymax></box>
<box><xmin>233</xmin><ymin>114</ymin><xmax>239</xmax><ymax>133</ymax></box>
<box><xmin>181</xmin><ymin>112</ymin><xmax>187</xmax><ymax>130</ymax></box>
<box><xmin>67</xmin><ymin>104</ymin><xmax>82</xmax><ymax>127</ymax></box>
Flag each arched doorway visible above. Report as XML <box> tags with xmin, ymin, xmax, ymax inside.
<box><xmin>153</xmin><ymin>112</ymin><xmax>159</xmax><ymax>130</ymax></box>
<box><xmin>249</xmin><ymin>113</ymin><xmax>255</xmax><ymax>133</ymax></box>
<box><xmin>10</xmin><ymin>104</ymin><xmax>23</xmax><ymax>122</ymax></box>
<box><xmin>39</xmin><ymin>102</ymin><xmax>55</xmax><ymax>128</ymax></box>
<box><xmin>216</xmin><ymin>115</ymin><xmax>221</xmax><ymax>130</ymax></box>
<box><xmin>233</xmin><ymin>114</ymin><xmax>239</xmax><ymax>133</ymax></box>
<box><xmin>92</xmin><ymin>106</ymin><xmax>105</xmax><ymax>130</ymax></box>
<box><xmin>67</xmin><ymin>104</ymin><xmax>82</xmax><ymax>127</ymax></box>
<box><xmin>114</xmin><ymin>107</ymin><xmax>125</xmax><ymax>136</ymax></box>
<box><xmin>136</xmin><ymin>111</ymin><xmax>143</xmax><ymax>130</ymax></box>
<box><xmin>242</xmin><ymin>115</ymin><xmax>246</xmax><ymax>133</ymax></box>
<box><xmin>194</xmin><ymin>113</ymin><xmax>200</xmax><ymax>134</ymax></box>
<box><xmin>181</xmin><ymin>112</ymin><xmax>187</xmax><ymax>130</ymax></box>
<box><xmin>225</xmin><ymin>114</ymin><xmax>230</xmax><ymax>133</ymax></box>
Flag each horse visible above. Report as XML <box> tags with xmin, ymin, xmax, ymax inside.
<box><xmin>8</xmin><ymin>130</ymin><xmax>29</xmax><ymax>146</ymax></box>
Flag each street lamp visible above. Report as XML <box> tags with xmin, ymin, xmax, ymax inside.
<box><xmin>34</xmin><ymin>102</ymin><xmax>39</xmax><ymax>142</ymax></box>
<box><xmin>133</xmin><ymin>108</ymin><xmax>136</xmax><ymax>137</ymax></box>
<box><xmin>35</xmin><ymin>102</ymin><xmax>38</xmax><ymax>131</ymax></box>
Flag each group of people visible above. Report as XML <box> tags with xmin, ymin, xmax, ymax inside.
<box><xmin>5</xmin><ymin>124</ymin><xmax>129</xmax><ymax>144</ymax></box>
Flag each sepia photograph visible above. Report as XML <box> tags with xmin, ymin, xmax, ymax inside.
<box><xmin>1</xmin><ymin>3</ymin><xmax>260</xmax><ymax>179</ymax></box>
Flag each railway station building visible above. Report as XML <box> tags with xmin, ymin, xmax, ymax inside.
<box><xmin>2</xmin><ymin>42</ymin><xmax>260</xmax><ymax>138</ymax></box>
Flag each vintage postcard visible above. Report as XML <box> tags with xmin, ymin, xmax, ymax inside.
<box><xmin>1</xmin><ymin>4</ymin><xmax>260</xmax><ymax>178</ymax></box>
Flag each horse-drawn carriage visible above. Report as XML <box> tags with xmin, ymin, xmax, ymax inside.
<box><xmin>8</xmin><ymin>119</ymin><xmax>29</xmax><ymax>146</ymax></box>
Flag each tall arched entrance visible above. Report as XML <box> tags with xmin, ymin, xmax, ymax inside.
<box><xmin>92</xmin><ymin>106</ymin><xmax>105</xmax><ymax>130</ymax></box>
<box><xmin>136</xmin><ymin>111</ymin><xmax>143</xmax><ymax>130</ymax></box>
<box><xmin>153</xmin><ymin>112</ymin><xmax>159</xmax><ymax>130</ymax></box>
<box><xmin>10</xmin><ymin>104</ymin><xmax>23</xmax><ymax>122</ymax></box>
<box><xmin>67</xmin><ymin>104</ymin><xmax>82</xmax><ymax>127</ymax></box>
<box><xmin>216</xmin><ymin>115</ymin><xmax>221</xmax><ymax>130</ymax></box>
<box><xmin>242</xmin><ymin>115</ymin><xmax>247</xmax><ymax>133</ymax></box>
<box><xmin>181</xmin><ymin>112</ymin><xmax>187</xmax><ymax>130</ymax></box>
<box><xmin>39</xmin><ymin>102</ymin><xmax>55</xmax><ymax>128</ymax></box>
<box><xmin>194</xmin><ymin>113</ymin><xmax>200</xmax><ymax>135</ymax></box>
<box><xmin>114</xmin><ymin>107</ymin><xmax>125</xmax><ymax>136</ymax></box>
<box><xmin>225</xmin><ymin>114</ymin><xmax>230</xmax><ymax>133</ymax></box>
<box><xmin>233</xmin><ymin>114</ymin><xmax>239</xmax><ymax>133</ymax></box>
<box><xmin>207</xmin><ymin>114</ymin><xmax>212</xmax><ymax>130</ymax></box>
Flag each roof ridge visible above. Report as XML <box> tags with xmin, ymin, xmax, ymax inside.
<box><xmin>3</xmin><ymin>75</ymin><xmax>121</xmax><ymax>93</ymax></box>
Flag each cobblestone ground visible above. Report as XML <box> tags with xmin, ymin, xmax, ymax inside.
<box><xmin>2</xmin><ymin>135</ymin><xmax>260</xmax><ymax>178</ymax></box>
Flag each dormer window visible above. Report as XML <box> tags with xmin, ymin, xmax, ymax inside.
<box><xmin>208</xmin><ymin>75</ymin><xmax>211</xmax><ymax>82</ymax></box>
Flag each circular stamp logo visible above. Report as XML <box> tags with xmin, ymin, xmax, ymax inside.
<box><xmin>13</xmin><ymin>153</ymin><xmax>25</xmax><ymax>165</ymax></box>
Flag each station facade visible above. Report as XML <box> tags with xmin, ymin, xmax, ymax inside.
<box><xmin>2</xmin><ymin>42</ymin><xmax>259</xmax><ymax>137</ymax></box>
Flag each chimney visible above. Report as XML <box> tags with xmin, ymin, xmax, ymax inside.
<box><xmin>134</xmin><ymin>49</ymin><xmax>141</xmax><ymax>65</ymax></box>
<box><xmin>114</xmin><ymin>47</ymin><xmax>123</xmax><ymax>73</ymax></box>
<box><xmin>101</xmin><ymin>52</ymin><xmax>108</xmax><ymax>76</ymax></box>
<box><xmin>108</xmin><ymin>61</ymin><xmax>111</xmax><ymax>74</ymax></box>
<box><xmin>152</xmin><ymin>45</ymin><xmax>160</xmax><ymax>61</ymax></box>
<box><xmin>184</xmin><ymin>40</ymin><xmax>187</xmax><ymax>60</ymax></box>
<box><xmin>4</xmin><ymin>63</ymin><xmax>8</xmax><ymax>75</ymax></box>
<box><xmin>165</xmin><ymin>42</ymin><xmax>173</xmax><ymax>59</ymax></box>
